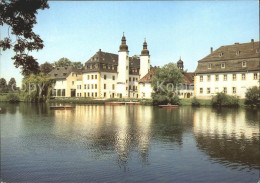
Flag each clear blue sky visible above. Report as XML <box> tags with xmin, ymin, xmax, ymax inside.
<box><xmin>1</xmin><ymin>1</ymin><xmax>259</xmax><ymax>86</ymax></box>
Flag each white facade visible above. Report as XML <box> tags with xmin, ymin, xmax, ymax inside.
<box><xmin>140</xmin><ymin>55</ymin><xmax>150</xmax><ymax>79</ymax></box>
<box><xmin>116</xmin><ymin>51</ymin><xmax>129</xmax><ymax>98</ymax></box>
<box><xmin>194</xmin><ymin>72</ymin><xmax>259</xmax><ymax>99</ymax></box>
<box><xmin>139</xmin><ymin>83</ymin><xmax>153</xmax><ymax>99</ymax></box>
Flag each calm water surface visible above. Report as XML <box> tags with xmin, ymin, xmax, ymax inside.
<box><xmin>1</xmin><ymin>103</ymin><xmax>259</xmax><ymax>183</ymax></box>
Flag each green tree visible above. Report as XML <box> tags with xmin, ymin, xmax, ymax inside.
<box><xmin>151</xmin><ymin>63</ymin><xmax>184</xmax><ymax>105</ymax></box>
<box><xmin>72</xmin><ymin>61</ymin><xmax>84</xmax><ymax>69</ymax></box>
<box><xmin>22</xmin><ymin>73</ymin><xmax>55</xmax><ymax>102</ymax></box>
<box><xmin>0</xmin><ymin>0</ymin><xmax>49</xmax><ymax>76</ymax></box>
<box><xmin>40</xmin><ymin>62</ymin><xmax>53</xmax><ymax>74</ymax></box>
<box><xmin>53</xmin><ymin>57</ymin><xmax>72</xmax><ymax>67</ymax></box>
<box><xmin>8</xmin><ymin>77</ymin><xmax>16</xmax><ymax>91</ymax></box>
<box><xmin>0</xmin><ymin>78</ymin><xmax>8</xmax><ymax>93</ymax></box>
<box><xmin>245</xmin><ymin>86</ymin><xmax>260</xmax><ymax>106</ymax></box>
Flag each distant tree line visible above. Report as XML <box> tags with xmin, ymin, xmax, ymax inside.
<box><xmin>0</xmin><ymin>77</ymin><xmax>17</xmax><ymax>93</ymax></box>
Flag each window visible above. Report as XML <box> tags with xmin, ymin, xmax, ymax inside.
<box><xmin>143</xmin><ymin>93</ymin><xmax>146</xmax><ymax>97</ymax></box>
<box><xmin>129</xmin><ymin>77</ymin><xmax>131</xmax><ymax>81</ymax></box>
<box><xmin>104</xmin><ymin>92</ymin><xmax>106</xmax><ymax>97</ymax></box>
<box><xmin>88</xmin><ymin>75</ymin><xmax>90</xmax><ymax>80</ymax></box>
<box><xmin>95</xmin><ymin>75</ymin><xmax>97</xmax><ymax>79</ymax></box>
<box><xmin>126</xmin><ymin>80</ymin><xmax>128</xmax><ymax>84</ymax></box>
<box><xmin>91</xmin><ymin>84</ymin><xmax>94</xmax><ymax>89</ymax></box>
<box><xmin>95</xmin><ymin>84</ymin><xmax>97</xmax><ymax>89</ymax></box>
<box><xmin>236</xmin><ymin>50</ymin><xmax>240</xmax><ymax>56</ymax></box>
<box><xmin>223</xmin><ymin>74</ymin><xmax>227</xmax><ymax>81</ymax></box>
<box><xmin>126</xmin><ymin>87</ymin><xmax>128</xmax><ymax>90</ymax></box>
<box><xmin>223</xmin><ymin>87</ymin><xmax>227</xmax><ymax>94</ymax></box>
<box><xmin>232</xmin><ymin>74</ymin><xmax>236</xmax><ymax>81</ymax></box>
<box><xmin>133</xmin><ymin>78</ymin><xmax>135</xmax><ymax>82</ymax></box>
<box><xmin>254</xmin><ymin>73</ymin><xmax>258</xmax><ymax>80</ymax></box>
<box><xmin>112</xmin><ymin>76</ymin><xmax>115</xmax><ymax>80</ymax></box>
<box><xmin>104</xmin><ymin>75</ymin><xmax>107</xmax><ymax>80</ymax></box>
<box><xmin>112</xmin><ymin>84</ymin><xmax>115</xmax><ymax>90</ymax></box>
<box><xmin>219</xmin><ymin>52</ymin><xmax>223</xmax><ymax>57</ymax></box>
<box><xmin>207</xmin><ymin>75</ymin><xmax>211</xmax><ymax>81</ymax></box>
<box><xmin>221</xmin><ymin>63</ymin><xmax>225</xmax><ymax>68</ymax></box>
<box><xmin>200</xmin><ymin>88</ymin><xmax>203</xmax><ymax>94</ymax></box>
<box><xmin>200</xmin><ymin>76</ymin><xmax>203</xmax><ymax>82</ymax></box>
<box><xmin>242</xmin><ymin>73</ymin><xmax>246</xmax><ymax>80</ymax></box>
<box><xmin>232</xmin><ymin>87</ymin><xmax>236</xmax><ymax>94</ymax></box>
<box><xmin>215</xmin><ymin>75</ymin><xmax>219</xmax><ymax>81</ymax></box>
<box><xmin>95</xmin><ymin>92</ymin><xmax>97</xmax><ymax>97</ymax></box>
<box><xmin>129</xmin><ymin>85</ymin><xmax>131</xmax><ymax>90</ymax></box>
<box><xmin>62</xmin><ymin>89</ymin><xmax>66</xmax><ymax>96</ymax></box>
<box><xmin>88</xmin><ymin>92</ymin><xmax>90</xmax><ymax>97</ymax></box>
<box><xmin>242</xmin><ymin>61</ymin><xmax>246</xmax><ymax>67</ymax></box>
<box><xmin>207</xmin><ymin>88</ymin><xmax>210</xmax><ymax>94</ymax></box>
<box><xmin>92</xmin><ymin>92</ymin><xmax>94</xmax><ymax>97</ymax></box>
<box><xmin>72</xmin><ymin>81</ymin><xmax>74</xmax><ymax>85</ymax></box>
<box><xmin>77</xmin><ymin>85</ymin><xmax>81</xmax><ymax>89</ymax></box>
<box><xmin>87</xmin><ymin>84</ymin><xmax>90</xmax><ymax>89</ymax></box>
<box><xmin>104</xmin><ymin>84</ymin><xmax>106</xmax><ymax>89</ymax></box>
<box><xmin>208</xmin><ymin>64</ymin><xmax>212</xmax><ymax>69</ymax></box>
<box><xmin>84</xmin><ymin>84</ymin><xmax>86</xmax><ymax>89</ymax></box>
<box><xmin>91</xmin><ymin>75</ymin><xmax>94</xmax><ymax>79</ymax></box>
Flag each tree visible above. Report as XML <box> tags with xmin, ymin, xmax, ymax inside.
<box><xmin>245</xmin><ymin>86</ymin><xmax>260</xmax><ymax>106</ymax></box>
<box><xmin>40</xmin><ymin>62</ymin><xmax>53</xmax><ymax>74</ymax></box>
<box><xmin>53</xmin><ymin>57</ymin><xmax>71</xmax><ymax>67</ymax></box>
<box><xmin>8</xmin><ymin>77</ymin><xmax>16</xmax><ymax>91</ymax></box>
<box><xmin>0</xmin><ymin>78</ymin><xmax>8</xmax><ymax>93</ymax></box>
<box><xmin>72</xmin><ymin>61</ymin><xmax>84</xmax><ymax>69</ymax></box>
<box><xmin>151</xmin><ymin>63</ymin><xmax>184</xmax><ymax>105</ymax></box>
<box><xmin>22</xmin><ymin>73</ymin><xmax>55</xmax><ymax>102</ymax></box>
<box><xmin>0</xmin><ymin>0</ymin><xmax>49</xmax><ymax>76</ymax></box>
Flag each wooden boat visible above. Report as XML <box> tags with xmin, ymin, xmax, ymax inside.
<box><xmin>50</xmin><ymin>106</ymin><xmax>74</xmax><ymax>110</ymax></box>
<box><xmin>158</xmin><ymin>105</ymin><xmax>179</xmax><ymax>109</ymax></box>
<box><xmin>105</xmin><ymin>102</ymin><xmax>141</xmax><ymax>105</ymax></box>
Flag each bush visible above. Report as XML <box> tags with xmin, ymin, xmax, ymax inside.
<box><xmin>170</xmin><ymin>96</ymin><xmax>180</xmax><ymax>105</ymax></box>
<box><xmin>140</xmin><ymin>99</ymin><xmax>153</xmax><ymax>106</ymax></box>
<box><xmin>191</xmin><ymin>97</ymin><xmax>200</xmax><ymax>106</ymax></box>
<box><xmin>6</xmin><ymin>93</ymin><xmax>20</xmax><ymax>103</ymax></box>
<box><xmin>211</xmin><ymin>93</ymin><xmax>239</xmax><ymax>107</ymax></box>
<box><xmin>245</xmin><ymin>86</ymin><xmax>260</xmax><ymax>106</ymax></box>
<box><xmin>152</xmin><ymin>94</ymin><xmax>180</xmax><ymax>105</ymax></box>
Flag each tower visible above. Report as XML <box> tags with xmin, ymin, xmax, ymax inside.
<box><xmin>177</xmin><ymin>56</ymin><xmax>184</xmax><ymax>72</ymax></box>
<box><xmin>140</xmin><ymin>38</ymin><xmax>150</xmax><ymax>78</ymax></box>
<box><xmin>116</xmin><ymin>33</ymin><xmax>129</xmax><ymax>98</ymax></box>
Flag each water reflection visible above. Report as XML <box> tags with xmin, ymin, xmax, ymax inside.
<box><xmin>193</xmin><ymin>108</ymin><xmax>260</xmax><ymax>169</ymax></box>
<box><xmin>1</xmin><ymin>104</ymin><xmax>259</xmax><ymax>182</ymax></box>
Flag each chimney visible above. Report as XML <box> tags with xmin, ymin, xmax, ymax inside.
<box><xmin>210</xmin><ymin>47</ymin><xmax>213</xmax><ymax>54</ymax></box>
<box><xmin>99</xmin><ymin>49</ymin><xmax>101</xmax><ymax>52</ymax></box>
<box><xmin>251</xmin><ymin>39</ymin><xmax>254</xmax><ymax>49</ymax></box>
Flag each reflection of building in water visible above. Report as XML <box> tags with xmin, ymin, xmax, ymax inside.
<box><xmin>52</xmin><ymin>105</ymin><xmax>153</xmax><ymax>170</ymax></box>
<box><xmin>193</xmin><ymin>108</ymin><xmax>260</xmax><ymax>169</ymax></box>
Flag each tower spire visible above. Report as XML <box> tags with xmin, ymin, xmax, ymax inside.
<box><xmin>119</xmin><ymin>32</ymin><xmax>128</xmax><ymax>52</ymax></box>
<box><xmin>141</xmin><ymin>38</ymin><xmax>149</xmax><ymax>56</ymax></box>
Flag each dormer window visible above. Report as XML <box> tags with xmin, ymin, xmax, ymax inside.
<box><xmin>208</xmin><ymin>63</ymin><xmax>212</xmax><ymax>69</ymax></box>
<box><xmin>219</xmin><ymin>52</ymin><xmax>223</xmax><ymax>57</ymax></box>
<box><xmin>63</xmin><ymin>73</ymin><xmax>66</xmax><ymax>76</ymax></box>
<box><xmin>221</xmin><ymin>63</ymin><xmax>225</xmax><ymax>68</ymax></box>
<box><xmin>242</xmin><ymin>61</ymin><xmax>246</xmax><ymax>67</ymax></box>
<box><xmin>57</xmin><ymin>68</ymin><xmax>60</xmax><ymax>70</ymax></box>
<box><xmin>236</xmin><ymin>51</ymin><xmax>240</xmax><ymax>55</ymax></box>
<box><xmin>54</xmin><ymin>74</ymin><xmax>58</xmax><ymax>77</ymax></box>
<box><xmin>256</xmin><ymin>48</ymin><xmax>260</xmax><ymax>53</ymax></box>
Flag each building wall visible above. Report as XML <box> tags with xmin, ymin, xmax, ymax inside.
<box><xmin>100</xmin><ymin>72</ymin><xmax>117</xmax><ymax>98</ymax></box>
<box><xmin>82</xmin><ymin>72</ymin><xmax>99</xmax><ymax>98</ymax></box>
<box><xmin>129</xmin><ymin>75</ymin><xmax>139</xmax><ymax>98</ymax></box>
<box><xmin>194</xmin><ymin>71</ymin><xmax>259</xmax><ymax>99</ymax></box>
<box><xmin>140</xmin><ymin>55</ymin><xmax>150</xmax><ymax>79</ymax></box>
<box><xmin>139</xmin><ymin>83</ymin><xmax>153</xmax><ymax>99</ymax></box>
<box><xmin>53</xmin><ymin>79</ymin><xmax>67</xmax><ymax>97</ymax></box>
<box><xmin>116</xmin><ymin>51</ymin><xmax>129</xmax><ymax>98</ymax></box>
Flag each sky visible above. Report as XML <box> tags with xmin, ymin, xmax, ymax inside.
<box><xmin>1</xmin><ymin>1</ymin><xmax>259</xmax><ymax>86</ymax></box>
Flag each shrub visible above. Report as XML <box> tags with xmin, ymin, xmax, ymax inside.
<box><xmin>152</xmin><ymin>94</ymin><xmax>168</xmax><ymax>105</ymax></box>
<box><xmin>170</xmin><ymin>96</ymin><xmax>180</xmax><ymax>105</ymax></box>
<box><xmin>211</xmin><ymin>93</ymin><xmax>239</xmax><ymax>107</ymax></box>
<box><xmin>245</xmin><ymin>86</ymin><xmax>260</xmax><ymax>106</ymax></box>
<box><xmin>6</xmin><ymin>93</ymin><xmax>20</xmax><ymax>103</ymax></box>
<box><xmin>191</xmin><ymin>97</ymin><xmax>200</xmax><ymax>106</ymax></box>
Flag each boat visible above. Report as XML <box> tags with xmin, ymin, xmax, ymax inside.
<box><xmin>50</xmin><ymin>106</ymin><xmax>74</xmax><ymax>110</ymax></box>
<box><xmin>158</xmin><ymin>104</ymin><xmax>179</xmax><ymax>109</ymax></box>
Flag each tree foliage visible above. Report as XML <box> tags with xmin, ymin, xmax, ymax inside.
<box><xmin>52</xmin><ymin>57</ymin><xmax>83</xmax><ymax>69</ymax></box>
<box><xmin>0</xmin><ymin>78</ymin><xmax>8</xmax><ymax>93</ymax></box>
<box><xmin>22</xmin><ymin>73</ymin><xmax>55</xmax><ymax>102</ymax></box>
<box><xmin>40</xmin><ymin>61</ymin><xmax>53</xmax><ymax>74</ymax></box>
<box><xmin>151</xmin><ymin>63</ymin><xmax>184</xmax><ymax>105</ymax></box>
<box><xmin>0</xmin><ymin>0</ymin><xmax>49</xmax><ymax>76</ymax></box>
<box><xmin>245</xmin><ymin>86</ymin><xmax>260</xmax><ymax>106</ymax></box>
<box><xmin>8</xmin><ymin>77</ymin><xmax>16</xmax><ymax>91</ymax></box>
<box><xmin>211</xmin><ymin>93</ymin><xmax>239</xmax><ymax>107</ymax></box>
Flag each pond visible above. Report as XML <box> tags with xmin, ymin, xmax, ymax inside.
<box><xmin>0</xmin><ymin>103</ymin><xmax>259</xmax><ymax>182</ymax></box>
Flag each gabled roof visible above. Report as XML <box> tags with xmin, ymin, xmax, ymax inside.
<box><xmin>84</xmin><ymin>50</ymin><xmax>140</xmax><ymax>73</ymax></box>
<box><xmin>195</xmin><ymin>40</ymin><xmax>260</xmax><ymax>74</ymax></box>
<box><xmin>138</xmin><ymin>67</ymin><xmax>157</xmax><ymax>83</ymax></box>
<box><xmin>183</xmin><ymin>72</ymin><xmax>194</xmax><ymax>85</ymax></box>
<box><xmin>199</xmin><ymin>41</ymin><xmax>259</xmax><ymax>62</ymax></box>
<box><xmin>48</xmin><ymin>66</ymin><xmax>81</xmax><ymax>79</ymax></box>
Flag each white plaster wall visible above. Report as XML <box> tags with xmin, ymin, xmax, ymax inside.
<box><xmin>100</xmin><ymin>72</ymin><xmax>117</xmax><ymax>98</ymax></box>
<box><xmin>195</xmin><ymin>72</ymin><xmax>259</xmax><ymax>99</ymax></box>
<box><xmin>140</xmin><ymin>56</ymin><xmax>150</xmax><ymax>79</ymax></box>
<box><xmin>139</xmin><ymin>83</ymin><xmax>153</xmax><ymax>99</ymax></box>
<box><xmin>116</xmin><ymin>51</ymin><xmax>129</xmax><ymax>97</ymax></box>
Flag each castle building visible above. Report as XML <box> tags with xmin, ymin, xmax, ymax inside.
<box><xmin>194</xmin><ymin>39</ymin><xmax>260</xmax><ymax>99</ymax></box>
<box><xmin>48</xmin><ymin>66</ymin><xmax>82</xmax><ymax>97</ymax></box>
<box><xmin>78</xmin><ymin>33</ymin><xmax>151</xmax><ymax>99</ymax></box>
